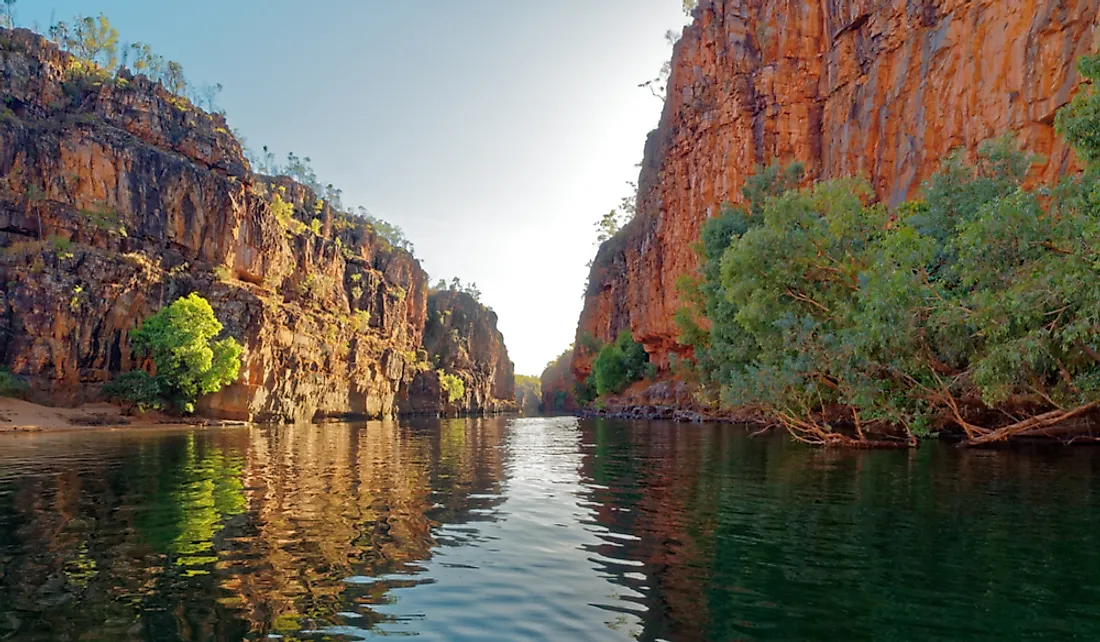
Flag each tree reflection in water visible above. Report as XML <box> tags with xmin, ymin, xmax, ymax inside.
<box><xmin>6</xmin><ymin>418</ymin><xmax>1100</xmax><ymax>641</ymax></box>
<box><xmin>0</xmin><ymin>419</ymin><xmax>507</xmax><ymax>641</ymax></box>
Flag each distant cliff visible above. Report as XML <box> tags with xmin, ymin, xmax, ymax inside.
<box><xmin>514</xmin><ymin>375</ymin><xmax>541</xmax><ymax>414</ymax></box>
<box><xmin>540</xmin><ymin>348</ymin><xmax>578</xmax><ymax>413</ymax></box>
<box><xmin>573</xmin><ymin>0</ymin><xmax>1100</xmax><ymax>382</ymax></box>
<box><xmin>0</xmin><ymin>27</ymin><xmax>513</xmax><ymax>422</ymax></box>
<box><xmin>399</xmin><ymin>290</ymin><xmax>516</xmax><ymax>416</ymax></box>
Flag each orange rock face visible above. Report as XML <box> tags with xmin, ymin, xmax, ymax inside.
<box><xmin>0</xmin><ymin>28</ymin><xmax>513</xmax><ymax>421</ymax></box>
<box><xmin>574</xmin><ymin>0</ymin><xmax>1100</xmax><ymax>379</ymax></box>
<box><xmin>400</xmin><ymin>290</ymin><xmax>517</xmax><ymax>416</ymax></box>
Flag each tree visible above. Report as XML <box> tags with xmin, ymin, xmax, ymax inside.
<box><xmin>673</xmin><ymin>77</ymin><xmax>1100</xmax><ymax>447</ymax></box>
<box><xmin>52</xmin><ymin>14</ymin><xmax>120</xmax><ymax>69</ymax></box>
<box><xmin>197</xmin><ymin>82</ymin><xmax>224</xmax><ymax>114</ymax></box>
<box><xmin>106</xmin><ymin>293</ymin><xmax>243</xmax><ymax>413</ymax></box>
<box><xmin>438</xmin><ymin>371</ymin><xmax>465</xmax><ymax>404</ymax></box>
<box><xmin>587</xmin><ymin>331</ymin><xmax>652</xmax><ymax>397</ymax></box>
<box><xmin>595</xmin><ymin>209</ymin><xmax>623</xmax><ymax>243</ymax></box>
<box><xmin>595</xmin><ymin>183</ymin><xmax>639</xmax><ymax>244</ymax></box>
<box><xmin>1</xmin><ymin>0</ymin><xmax>16</xmax><ymax>28</ymax></box>
<box><xmin>1056</xmin><ymin>54</ymin><xmax>1100</xmax><ymax>164</ymax></box>
<box><xmin>126</xmin><ymin>42</ymin><xmax>165</xmax><ymax>76</ymax></box>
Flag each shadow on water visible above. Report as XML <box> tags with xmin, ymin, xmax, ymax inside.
<box><xmin>2</xmin><ymin>417</ymin><xmax>1100</xmax><ymax>640</ymax></box>
<box><xmin>578</xmin><ymin>419</ymin><xmax>1100</xmax><ymax>642</ymax></box>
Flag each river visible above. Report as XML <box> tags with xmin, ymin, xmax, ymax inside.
<box><xmin>2</xmin><ymin>417</ymin><xmax>1100</xmax><ymax>640</ymax></box>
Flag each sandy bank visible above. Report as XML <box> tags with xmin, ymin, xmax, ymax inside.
<box><xmin>0</xmin><ymin>398</ymin><xmax>247</xmax><ymax>434</ymax></box>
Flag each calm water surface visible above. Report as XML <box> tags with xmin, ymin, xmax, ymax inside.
<box><xmin>3</xmin><ymin>417</ymin><xmax>1100</xmax><ymax>641</ymax></box>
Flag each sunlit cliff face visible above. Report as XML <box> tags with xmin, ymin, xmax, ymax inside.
<box><xmin>574</xmin><ymin>0</ymin><xmax>1099</xmax><ymax>376</ymax></box>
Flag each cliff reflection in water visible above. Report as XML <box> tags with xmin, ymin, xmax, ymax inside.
<box><xmin>7</xmin><ymin>418</ymin><xmax>1100</xmax><ymax>641</ymax></box>
<box><xmin>576</xmin><ymin>419</ymin><xmax>1100</xmax><ymax>641</ymax></box>
<box><xmin>0</xmin><ymin>418</ymin><xmax>507</xmax><ymax>641</ymax></box>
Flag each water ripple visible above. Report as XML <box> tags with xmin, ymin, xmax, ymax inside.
<box><xmin>2</xmin><ymin>419</ymin><xmax>1100</xmax><ymax>640</ymax></box>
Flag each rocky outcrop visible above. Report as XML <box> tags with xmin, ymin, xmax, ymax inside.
<box><xmin>0</xmin><ymin>27</ymin><xmax>436</xmax><ymax>422</ymax></box>
<box><xmin>399</xmin><ymin>290</ymin><xmax>516</xmax><ymax>416</ymax></box>
<box><xmin>574</xmin><ymin>0</ymin><xmax>1100</xmax><ymax>379</ymax></box>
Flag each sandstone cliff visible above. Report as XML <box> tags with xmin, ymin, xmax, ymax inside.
<box><xmin>540</xmin><ymin>348</ymin><xmax>578</xmax><ymax>412</ymax></box>
<box><xmin>399</xmin><ymin>290</ymin><xmax>516</xmax><ymax>416</ymax></box>
<box><xmin>0</xmin><ymin>27</ymin><xmax>439</xmax><ymax>422</ymax></box>
<box><xmin>574</xmin><ymin>0</ymin><xmax>1100</xmax><ymax>381</ymax></box>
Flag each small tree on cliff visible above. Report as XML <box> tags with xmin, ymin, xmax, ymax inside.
<box><xmin>438</xmin><ymin>370</ymin><xmax>465</xmax><ymax>404</ymax></box>
<box><xmin>595</xmin><ymin>209</ymin><xmax>623</xmax><ymax>243</ymax></box>
<box><xmin>50</xmin><ymin>14</ymin><xmax>120</xmax><ymax>69</ymax></box>
<box><xmin>1</xmin><ymin>0</ymin><xmax>17</xmax><ymax>28</ymax></box>
<box><xmin>105</xmin><ymin>293</ymin><xmax>242</xmax><ymax>413</ymax></box>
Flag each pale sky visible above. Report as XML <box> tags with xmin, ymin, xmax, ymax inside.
<box><xmin>15</xmin><ymin>1</ymin><xmax>688</xmax><ymax>376</ymax></box>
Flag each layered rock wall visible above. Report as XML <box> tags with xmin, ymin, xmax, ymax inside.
<box><xmin>0</xmin><ymin>28</ymin><xmax>432</xmax><ymax>422</ymax></box>
<box><xmin>399</xmin><ymin>290</ymin><xmax>516</xmax><ymax>416</ymax></box>
<box><xmin>574</xmin><ymin>0</ymin><xmax>1100</xmax><ymax>379</ymax></box>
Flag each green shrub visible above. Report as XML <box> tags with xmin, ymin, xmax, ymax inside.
<box><xmin>2</xmin><ymin>240</ymin><xmax>48</xmax><ymax>261</ymax></box>
<box><xmin>106</xmin><ymin>293</ymin><xmax>242</xmax><ymax>413</ymax></box>
<box><xmin>102</xmin><ymin>370</ymin><xmax>165</xmax><ymax>411</ymax></box>
<box><xmin>212</xmin><ymin>265</ymin><xmax>231</xmax><ymax>282</ymax></box>
<box><xmin>438</xmin><ymin>370</ymin><xmax>465</xmax><ymax>403</ymax></box>
<box><xmin>271</xmin><ymin>194</ymin><xmax>306</xmax><ymax>236</ymax></box>
<box><xmin>297</xmin><ymin>273</ymin><xmax>332</xmax><ymax>299</ymax></box>
<box><xmin>49</xmin><ymin>235</ymin><xmax>75</xmax><ymax>260</ymax></box>
<box><xmin>0</xmin><ymin>368</ymin><xmax>29</xmax><ymax>398</ymax></box>
<box><xmin>586</xmin><ymin>331</ymin><xmax>650</xmax><ymax>397</ymax></box>
<box><xmin>353</xmin><ymin>309</ymin><xmax>370</xmax><ymax>333</ymax></box>
<box><xmin>675</xmin><ymin>56</ymin><xmax>1100</xmax><ymax>446</ymax></box>
<box><xmin>79</xmin><ymin>203</ymin><xmax>127</xmax><ymax>237</ymax></box>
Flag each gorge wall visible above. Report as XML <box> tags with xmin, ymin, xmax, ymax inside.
<box><xmin>399</xmin><ymin>290</ymin><xmax>516</xmax><ymax>416</ymax></box>
<box><xmin>573</xmin><ymin>0</ymin><xmax>1100</xmax><ymax>380</ymax></box>
<box><xmin>0</xmin><ymin>27</ymin><xmax>515</xmax><ymax>422</ymax></box>
<box><xmin>540</xmin><ymin>348</ymin><xmax>578</xmax><ymax>413</ymax></box>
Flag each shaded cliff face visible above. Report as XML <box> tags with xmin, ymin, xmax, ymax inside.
<box><xmin>514</xmin><ymin>375</ymin><xmax>542</xmax><ymax>414</ymax></box>
<box><xmin>540</xmin><ymin>348</ymin><xmax>578</xmax><ymax>412</ymax></box>
<box><xmin>399</xmin><ymin>290</ymin><xmax>516</xmax><ymax>416</ymax></box>
<box><xmin>574</xmin><ymin>0</ymin><xmax>1100</xmax><ymax>378</ymax></box>
<box><xmin>0</xmin><ymin>28</ymin><xmax>429</xmax><ymax>422</ymax></box>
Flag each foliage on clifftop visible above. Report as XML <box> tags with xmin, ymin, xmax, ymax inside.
<box><xmin>3</xmin><ymin>4</ymin><xmax>416</xmax><ymax>259</ymax></box>
<box><xmin>674</xmin><ymin>54</ymin><xmax>1100</xmax><ymax>447</ymax></box>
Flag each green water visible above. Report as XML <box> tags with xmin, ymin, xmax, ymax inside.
<box><xmin>2</xmin><ymin>417</ymin><xmax>1100</xmax><ymax>640</ymax></box>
